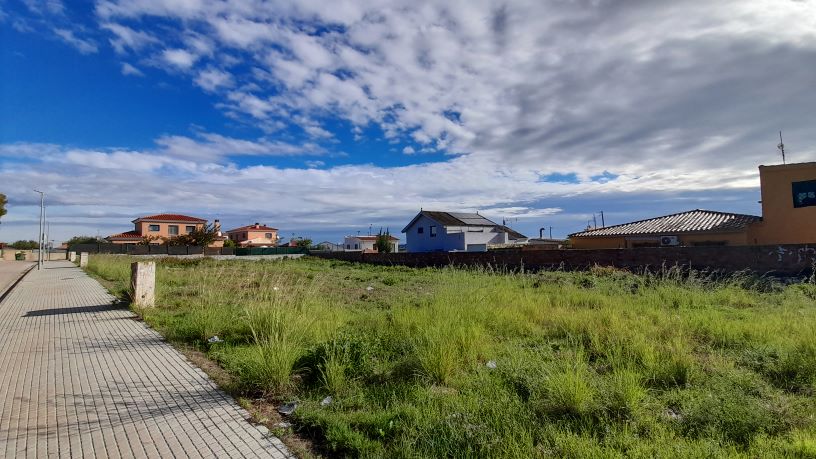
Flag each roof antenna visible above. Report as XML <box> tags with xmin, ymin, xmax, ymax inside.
<box><xmin>778</xmin><ymin>131</ymin><xmax>786</xmax><ymax>164</ymax></box>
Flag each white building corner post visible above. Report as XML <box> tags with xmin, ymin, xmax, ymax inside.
<box><xmin>68</xmin><ymin>251</ymin><xmax>76</xmax><ymax>262</ymax></box>
<box><xmin>79</xmin><ymin>252</ymin><xmax>89</xmax><ymax>268</ymax></box>
<box><xmin>131</xmin><ymin>261</ymin><xmax>155</xmax><ymax>308</ymax></box>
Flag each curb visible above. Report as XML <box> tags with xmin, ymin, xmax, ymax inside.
<box><xmin>0</xmin><ymin>263</ymin><xmax>37</xmax><ymax>305</ymax></box>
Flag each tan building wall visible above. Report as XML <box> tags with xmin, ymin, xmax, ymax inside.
<box><xmin>135</xmin><ymin>221</ymin><xmax>204</xmax><ymax>240</ymax></box>
<box><xmin>226</xmin><ymin>228</ymin><xmax>279</xmax><ymax>246</ymax></box>
<box><xmin>749</xmin><ymin>162</ymin><xmax>816</xmax><ymax>245</ymax></box>
<box><xmin>571</xmin><ymin>231</ymin><xmax>749</xmax><ymax>249</ymax></box>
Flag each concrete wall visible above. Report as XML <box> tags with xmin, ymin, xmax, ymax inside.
<box><xmin>751</xmin><ymin>162</ymin><xmax>816</xmax><ymax>245</ymax></box>
<box><xmin>312</xmin><ymin>244</ymin><xmax>816</xmax><ymax>275</ymax></box>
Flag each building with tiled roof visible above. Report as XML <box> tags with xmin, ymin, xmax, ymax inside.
<box><xmin>401</xmin><ymin>210</ymin><xmax>527</xmax><ymax>252</ymax></box>
<box><xmin>225</xmin><ymin>223</ymin><xmax>280</xmax><ymax>247</ymax></box>
<box><xmin>570</xmin><ymin>161</ymin><xmax>816</xmax><ymax>249</ymax></box>
<box><xmin>569</xmin><ymin>210</ymin><xmax>761</xmax><ymax>249</ymax></box>
<box><xmin>106</xmin><ymin>214</ymin><xmax>225</xmax><ymax>247</ymax></box>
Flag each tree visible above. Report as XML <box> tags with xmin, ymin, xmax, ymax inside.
<box><xmin>168</xmin><ymin>223</ymin><xmax>220</xmax><ymax>247</ymax></box>
<box><xmin>0</xmin><ymin>193</ymin><xmax>7</xmax><ymax>223</ymax></box>
<box><xmin>66</xmin><ymin>236</ymin><xmax>100</xmax><ymax>246</ymax></box>
<box><xmin>375</xmin><ymin>229</ymin><xmax>393</xmax><ymax>253</ymax></box>
<box><xmin>223</xmin><ymin>238</ymin><xmax>237</xmax><ymax>248</ymax></box>
<box><xmin>295</xmin><ymin>238</ymin><xmax>312</xmax><ymax>249</ymax></box>
<box><xmin>10</xmin><ymin>240</ymin><xmax>38</xmax><ymax>250</ymax></box>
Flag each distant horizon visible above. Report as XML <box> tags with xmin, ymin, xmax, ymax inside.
<box><xmin>2</xmin><ymin>1</ymin><xmax>815</xmax><ymax>244</ymax></box>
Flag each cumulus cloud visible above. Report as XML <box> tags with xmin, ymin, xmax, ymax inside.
<box><xmin>161</xmin><ymin>48</ymin><xmax>197</xmax><ymax>69</ymax></box>
<box><xmin>194</xmin><ymin>67</ymin><xmax>233</xmax><ymax>92</ymax></box>
<box><xmin>87</xmin><ymin>0</ymin><xmax>816</xmax><ymax>179</ymax></box>
<box><xmin>53</xmin><ymin>28</ymin><xmax>98</xmax><ymax>54</ymax></box>
<box><xmin>121</xmin><ymin>62</ymin><xmax>144</xmax><ymax>76</ymax></box>
<box><xmin>4</xmin><ymin>0</ymin><xmax>816</xmax><ymax>240</ymax></box>
<box><xmin>101</xmin><ymin>22</ymin><xmax>158</xmax><ymax>54</ymax></box>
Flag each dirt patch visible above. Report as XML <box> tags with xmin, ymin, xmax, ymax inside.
<box><xmin>178</xmin><ymin>346</ymin><xmax>320</xmax><ymax>459</ymax></box>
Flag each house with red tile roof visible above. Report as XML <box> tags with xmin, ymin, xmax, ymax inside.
<box><xmin>224</xmin><ymin>223</ymin><xmax>279</xmax><ymax>247</ymax></box>
<box><xmin>106</xmin><ymin>214</ymin><xmax>225</xmax><ymax>247</ymax></box>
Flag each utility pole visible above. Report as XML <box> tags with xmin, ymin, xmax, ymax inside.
<box><xmin>549</xmin><ymin>226</ymin><xmax>553</xmax><ymax>239</ymax></box>
<box><xmin>592</xmin><ymin>214</ymin><xmax>598</xmax><ymax>229</ymax></box>
<box><xmin>598</xmin><ymin>211</ymin><xmax>605</xmax><ymax>228</ymax></box>
<box><xmin>34</xmin><ymin>190</ymin><xmax>44</xmax><ymax>270</ymax></box>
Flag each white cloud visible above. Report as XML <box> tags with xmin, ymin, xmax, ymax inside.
<box><xmin>102</xmin><ymin>22</ymin><xmax>159</xmax><ymax>54</ymax></box>
<box><xmin>121</xmin><ymin>62</ymin><xmax>144</xmax><ymax>77</ymax></box>
<box><xmin>402</xmin><ymin>146</ymin><xmax>415</xmax><ymax>155</ymax></box>
<box><xmin>53</xmin><ymin>28</ymin><xmax>98</xmax><ymax>54</ymax></box>
<box><xmin>161</xmin><ymin>48</ymin><xmax>198</xmax><ymax>69</ymax></box>
<box><xmin>195</xmin><ymin>67</ymin><xmax>233</xmax><ymax>92</ymax></box>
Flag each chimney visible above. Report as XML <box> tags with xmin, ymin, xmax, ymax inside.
<box><xmin>254</xmin><ymin>222</ymin><xmax>260</xmax><ymax>228</ymax></box>
<box><xmin>214</xmin><ymin>219</ymin><xmax>222</xmax><ymax>236</ymax></box>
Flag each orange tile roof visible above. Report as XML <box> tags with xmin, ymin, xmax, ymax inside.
<box><xmin>107</xmin><ymin>230</ymin><xmax>142</xmax><ymax>239</ymax></box>
<box><xmin>226</xmin><ymin>224</ymin><xmax>279</xmax><ymax>232</ymax></box>
<box><xmin>133</xmin><ymin>214</ymin><xmax>206</xmax><ymax>223</ymax></box>
<box><xmin>569</xmin><ymin>209</ymin><xmax>761</xmax><ymax>238</ymax></box>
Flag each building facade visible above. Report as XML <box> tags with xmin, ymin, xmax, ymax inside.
<box><xmin>344</xmin><ymin>235</ymin><xmax>399</xmax><ymax>252</ymax></box>
<box><xmin>225</xmin><ymin>223</ymin><xmax>279</xmax><ymax>247</ymax></box>
<box><xmin>107</xmin><ymin>214</ymin><xmax>224</xmax><ymax>246</ymax></box>
<box><xmin>401</xmin><ymin>211</ymin><xmax>526</xmax><ymax>252</ymax></box>
<box><xmin>748</xmin><ymin>162</ymin><xmax>816</xmax><ymax>245</ymax></box>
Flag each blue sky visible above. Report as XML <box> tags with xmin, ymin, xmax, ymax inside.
<box><xmin>1</xmin><ymin>0</ymin><xmax>815</xmax><ymax>244</ymax></box>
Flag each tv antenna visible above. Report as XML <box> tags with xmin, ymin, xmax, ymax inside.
<box><xmin>777</xmin><ymin>131</ymin><xmax>786</xmax><ymax>164</ymax></box>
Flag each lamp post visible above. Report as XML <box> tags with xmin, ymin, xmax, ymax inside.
<box><xmin>34</xmin><ymin>190</ymin><xmax>44</xmax><ymax>270</ymax></box>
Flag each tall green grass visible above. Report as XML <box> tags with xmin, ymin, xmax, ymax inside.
<box><xmin>82</xmin><ymin>255</ymin><xmax>816</xmax><ymax>458</ymax></box>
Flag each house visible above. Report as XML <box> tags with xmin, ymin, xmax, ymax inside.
<box><xmin>568</xmin><ymin>209</ymin><xmax>761</xmax><ymax>248</ymax></box>
<box><xmin>569</xmin><ymin>161</ymin><xmax>816</xmax><ymax>249</ymax></box>
<box><xmin>225</xmin><ymin>223</ymin><xmax>279</xmax><ymax>247</ymax></box>
<box><xmin>344</xmin><ymin>235</ymin><xmax>399</xmax><ymax>253</ymax></box>
<box><xmin>315</xmin><ymin>241</ymin><xmax>344</xmax><ymax>252</ymax></box>
<box><xmin>401</xmin><ymin>210</ymin><xmax>527</xmax><ymax>252</ymax></box>
<box><xmin>106</xmin><ymin>214</ymin><xmax>225</xmax><ymax>247</ymax></box>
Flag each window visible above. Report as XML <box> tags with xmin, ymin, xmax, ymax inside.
<box><xmin>417</xmin><ymin>227</ymin><xmax>424</xmax><ymax>234</ymax></box>
<box><xmin>185</xmin><ymin>225</ymin><xmax>196</xmax><ymax>234</ymax></box>
<box><xmin>355</xmin><ymin>244</ymin><xmax>359</xmax><ymax>249</ymax></box>
<box><xmin>168</xmin><ymin>225</ymin><xmax>179</xmax><ymax>235</ymax></box>
<box><xmin>346</xmin><ymin>244</ymin><xmax>351</xmax><ymax>249</ymax></box>
<box><xmin>148</xmin><ymin>224</ymin><xmax>160</xmax><ymax>232</ymax></box>
<box><xmin>793</xmin><ymin>180</ymin><xmax>816</xmax><ymax>208</ymax></box>
<box><xmin>265</xmin><ymin>233</ymin><xmax>273</xmax><ymax>239</ymax></box>
<box><xmin>430</xmin><ymin>225</ymin><xmax>437</xmax><ymax>237</ymax></box>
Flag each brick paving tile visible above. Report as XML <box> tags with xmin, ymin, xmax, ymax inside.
<box><xmin>0</xmin><ymin>261</ymin><xmax>293</xmax><ymax>458</ymax></box>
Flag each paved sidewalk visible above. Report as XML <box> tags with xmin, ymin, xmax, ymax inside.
<box><xmin>0</xmin><ymin>261</ymin><xmax>292</xmax><ymax>458</ymax></box>
<box><xmin>0</xmin><ymin>262</ymin><xmax>34</xmax><ymax>297</ymax></box>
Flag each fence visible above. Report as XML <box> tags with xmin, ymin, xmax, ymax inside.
<box><xmin>68</xmin><ymin>243</ymin><xmax>235</xmax><ymax>256</ymax></box>
<box><xmin>311</xmin><ymin>244</ymin><xmax>816</xmax><ymax>276</ymax></box>
<box><xmin>234</xmin><ymin>247</ymin><xmax>308</xmax><ymax>256</ymax></box>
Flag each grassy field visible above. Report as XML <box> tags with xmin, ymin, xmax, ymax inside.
<box><xmin>84</xmin><ymin>254</ymin><xmax>816</xmax><ymax>458</ymax></box>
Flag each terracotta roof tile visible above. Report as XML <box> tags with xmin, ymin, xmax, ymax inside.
<box><xmin>133</xmin><ymin>214</ymin><xmax>206</xmax><ymax>223</ymax></box>
<box><xmin>569</xmin><ymin>209</ymin><xmax>761</xmax><ymax>238</ymax></box>
<box><xmin>225</xmin><ymin>224</ymin><xmax>279</xmax><ymax>232</ymax></box>
<box><xmin>106</xmin><ymin>231</ymin><xmax>142</xmax><ymax>239</ymax></box>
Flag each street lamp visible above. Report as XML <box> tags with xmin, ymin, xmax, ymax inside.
<box><xmin>33</xmin><ymin>190</ymin><xmax>44</xmax><ymax>270</ymax></box>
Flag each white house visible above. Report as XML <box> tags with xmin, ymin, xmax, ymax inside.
<box><xmin>344</xmin><ymin>234</ymin><xmax>399</xmax><ymax>252</ymax></box>
<box><xmin>401</xmin><ymin>211</ymin><xmax>527</xmax><ymax>252</ymax></box>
